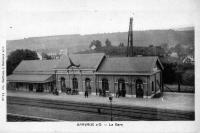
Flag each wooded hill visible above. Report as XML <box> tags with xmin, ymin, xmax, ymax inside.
<box><xmin>7</xmin><ymin>28</ymin><xmax>194</xmax><ymax>54</ymax></box>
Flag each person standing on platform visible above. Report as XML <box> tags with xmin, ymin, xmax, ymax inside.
<box><xmin>85</xmin><ymin>89</ymin><xmax>88</xmax><ymax>98</ymax></box>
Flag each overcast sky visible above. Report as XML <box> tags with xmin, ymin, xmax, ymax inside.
<box><xmin>5</xmin><ymin>0</ymin><xmax>197</xmax><ymax>40</ymax></box>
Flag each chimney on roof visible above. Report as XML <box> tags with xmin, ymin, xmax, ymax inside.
<box><xmin>126</xmin><ymin>17</ymin><xmax>134</xmax><ymax>57</ymax></box>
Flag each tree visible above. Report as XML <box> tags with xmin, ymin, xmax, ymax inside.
<box><xmin>174</xmin><ymin>43</ymin><xmax>187</xmax><ymax>59</ymax></box>
<box><xmin>89</xmin><ymin>40</ymin><xmax>102</xmax><ymax>51</ymax></box>
<box><xmin>162</xmin><ymin>62</ymin><xmax>177</xmax><ymax>84</ymax></box>
<box><xmin>7</xmin><ymin>49</ymin><xmax>39</xmax><ymax>75</ymax></box>
<box><xmin>182</xmin><ymin>70</ymin><xmax>194</xmax><ymax>86</ymax></box>
<box><xmin>41</xmin><ymin>52</ymin><xmax>52</xmax><ymax>60</ymax></box>
<box><xmin>105</xmin><ymin>38</ymin><xmax>112</xmax><ymax>47</ymax></box>
<box><xmin>118</xmin><ymin>42</ymin><xmax>124</xmax><ymax>48</ymax></box>
<box><xmin>160</xmin><ymin>43</ymin><xmax>169</xmax><ymax>51</ymax></box>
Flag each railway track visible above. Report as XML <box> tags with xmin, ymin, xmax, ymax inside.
<box><xmin>7</xmin><ymin>113</ymin><xmax>61</xmax><ymax>121</ymax></box>
<box><xmin>7</xmin><ymin>96</ymin><xmax>194</xmax><ymax>121</ymax></box>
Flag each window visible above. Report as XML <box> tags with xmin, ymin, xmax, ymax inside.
<box><xmin>152</xmin><ymin>81</ymin><xmax>154</xmax><ymax>92</ymax></box>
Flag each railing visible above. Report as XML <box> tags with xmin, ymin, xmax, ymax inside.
<box><xmin>164</xmin><ymin>85</ymin><xmax>174</xmax><ymax>92</ymax></box>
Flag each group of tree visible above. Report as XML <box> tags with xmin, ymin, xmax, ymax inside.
<box><xmin>7</xmin><ymin>49</ymin><xmax>39</xmax><ymax>75</ymax></box>
<box><xmin>87</xmin><ymin>39</ymin><xmax>194</xmax><ymax>86</ymax></box>
<box><xmin>161</xmin><ymin>58</ymin><xmax>194</xmax><ymax>86</ymax></box>
<box><xmin>168</xmin><ymin>43</ymin><xmax>194</xmax><ymax>59</ymax></box>
<box><xmin>88</xmin><ymin>39</ymin><xmax>167</xmax><ymax>57</ymax></box>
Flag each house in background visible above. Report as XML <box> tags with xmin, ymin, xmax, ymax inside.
<box><xmin>7</xmin><ymin>53</ymin><xmax>164</xmax><ymax>98</ymax></box>
<box><xmin>170</xmin><ymin>52</ymin><xmax>178</xmax><ymax>58</ymax></box>
<box><xmin>183</xmin><ymin>55</ymin><xmax>194</xmax><ymax>64</ymax></box>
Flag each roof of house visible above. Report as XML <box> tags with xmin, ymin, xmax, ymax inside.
<box><xmin>55</xmin><ymin>53</ymin><xmax>105</xmax><ymax>70</ymax></box>
<box><xmin>97</xmin><ymin>56</ymin><xmax>163</xmax><ymax>74</ymax></box>
<box><xmin>13</xmin><ymin>59</ymin><xmax>60</xmax><ymax>74</ymax></box>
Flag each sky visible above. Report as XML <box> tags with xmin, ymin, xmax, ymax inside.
<box><xmin>4</xmin><ymin>0</ymin><xmax>198</xmax><ymax>40</ymax></box>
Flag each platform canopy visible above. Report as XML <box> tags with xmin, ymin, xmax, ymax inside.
<box><xmin>7</xmin><ymin>74</ymin><xmax>54</xmax><ymax>83</ymax></box>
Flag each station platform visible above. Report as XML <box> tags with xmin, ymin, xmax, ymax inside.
<box><xmin>7</xmin><ymin>90</ymin><xmax>194</xmax><ymax>111</ymax></box>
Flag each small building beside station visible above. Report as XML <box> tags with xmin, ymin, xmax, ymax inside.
<box><xmin>7</xmin><ymin>60</ymin><xmax>59</xmax><ymax>92</ymax></box>
<box><xmin>7</xmin><ymin>53</ymin><xmax>164</xmax><ymax>98</ymax></box>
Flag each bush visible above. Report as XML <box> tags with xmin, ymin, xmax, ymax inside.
<box><xmin>162</xmin><ymin>62</ymin><xmax>177</xmax><ymax>84</ymax></box>
<box><xmin>182</xmin><ymin>70</ymin><xmax>194</xmax><ymax>86</ymax></box>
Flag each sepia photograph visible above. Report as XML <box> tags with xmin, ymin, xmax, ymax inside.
<box><xmin>1</xmin><ymin>0</ymin><xmax>199</xmax><ymax>132</ymax></box>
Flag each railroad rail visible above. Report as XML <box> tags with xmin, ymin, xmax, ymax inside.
<box><xmin>7</xmin><ymin>113</ymin><xmax>60</xmax><ymax>121</ymax></box>
<box><xmin>7</xmin><ymin>96</ymin><xmax>194</xmax><ymax>121</ymax></box>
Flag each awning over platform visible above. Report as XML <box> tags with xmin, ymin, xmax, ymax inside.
<box><xmin>7</xmin><ymin>74</ymin><xmax>54</xmax><ymax>83</ymax></box>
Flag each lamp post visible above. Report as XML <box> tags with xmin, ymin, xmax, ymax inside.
<box><xmin>109</xmin><ymin>95</ymin><xmax>113</xmax><ymax>121</ymax></box>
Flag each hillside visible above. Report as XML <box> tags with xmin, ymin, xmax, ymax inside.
<box><xmin>6</xmin><ymin>28</ymin><xmax>194</xmax><ymax>55</ymax></box>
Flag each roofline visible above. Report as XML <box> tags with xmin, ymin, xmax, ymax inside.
<box><xmin>7</xmin><ymin>74</ymin><xmax>54</xmax><ymax>83</ymax></box>
<box><xmin>53</xmin><ymin>68</ymin><xmax>96</xmax><ymax>71</ymax></box>
<box><xmin>156</xmin><ymin>57</ymin><xmax>164</xmax><ymax>70</ymax></box>
<box><xmin>95</xmin><ymin>55</ymin><xmax>106</xmax><ymax>72</ymax></box>
<box><xmin>7</xmin><ymin>80</ymin><xmax>53</xmax><ymax>83</ymax></box>
<box><xmin>95</xmin><ymin>71</ymin><xmax>160</xmax><ymax>76</ymax></box>
<box><xmin>12</xmin><ymin>72</ymin><xmax>54</xmax><ymax>75</ymax></box>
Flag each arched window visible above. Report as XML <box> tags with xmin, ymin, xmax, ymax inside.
<box><xmin>135</xmin><ymin>79</ymin><xmax>144</xmax><ymax>98</ymax></box>
<box><xmin>72</xmin><ymin>77</ymin><xmax>78</xmax><ymax>90</ymax></box>
<box><xmin>102</xmin><ymin>78</ymin><xmax>109</xmax><ymax>91</ymax></box>
<box><xmin>60</xmin><ymin>77</ymin><xmax>66</xmax><ymax>92</ymax></box>
<box><xmin>118</xmin><ymin>79</ymin><xmax>126</xmax><ymax>97</ymax></box>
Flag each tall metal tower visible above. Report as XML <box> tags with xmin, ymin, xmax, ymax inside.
<box><xmin>126</xmin><ymin>17</ymin><xmax>134</xmax><ymax>57</ymax></box>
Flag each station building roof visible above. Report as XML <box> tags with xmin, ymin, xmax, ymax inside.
<box><xmin>7</xmin><ymin>54</ymin><xmax>164</xmax><ymax>83</ymax></box>
<box><xmin>96</xmin><ymin>56</ymin><xmax>163</xmax><ymax>75</ymax></box>
<box><xmin>13</xmin><ymin>60</ymin><xmax>60</xmax><ymax>75</ymax></box>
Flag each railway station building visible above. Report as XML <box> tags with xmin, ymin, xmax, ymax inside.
<box><xmin>7</xmin><ymin>53</ymin><xmax>164</xmax><ymax>98</ymax></box>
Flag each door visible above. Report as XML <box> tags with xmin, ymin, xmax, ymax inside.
<box><xmin>60</xmin><ymin>77</ymin><xmax>66</xmax><ymax>92</ymax></box>
<box><xmin>102</xmin><ymin>78</ymin><xmax>109</xmax><ymax>96</ymax></box>
<box><xmin>37</xmin><ymin>84</ymin><xmax>44</xmax><ymax>92</ymax></box>
<box><xmin>72</xmin><ymin>77</ymin><xmax>78</xmax><ymax>94</ymax></box>
<box><xmin>29</xmin><ymin>84</ymin><xmax>33</xmax><ymax>91</ymax></box>
<box><xmin>136</xmin><ymin>79</ymin><xmax>144</xmax><ymax>98</ymax></box>
<box><xmin>118</xmin><ymin>79</ymin><xmax>126</xmax><ymax>97</ymax></box>
<box><xmin>85</xmin><ymin>78</ymin><xmax>91</xmax><ymax>94</ymax></box>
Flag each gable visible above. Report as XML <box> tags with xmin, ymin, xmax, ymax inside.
<box><xmin>55</xmin><ymin>53</ymin><xmax>105</xmax><ymax>70</ymax></box>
